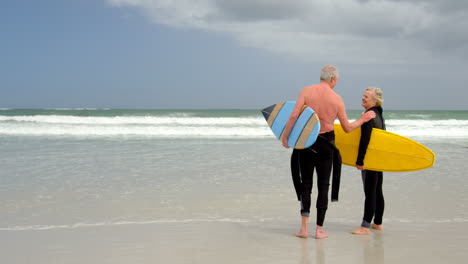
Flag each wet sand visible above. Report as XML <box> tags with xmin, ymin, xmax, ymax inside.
<box><xmin>2</xmin><ymin>220</ymin><xmax>467</xmax><ymax>264</ymax></box>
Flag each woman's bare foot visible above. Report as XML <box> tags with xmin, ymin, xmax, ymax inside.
<box><xmin>351</xmin><ymin>227</ymin><xmax>370</xmax><ymax>235</ymax></box>
<box><xmin>371</xmin><ymin>224</ymin><xmax>383</xmax><ymax>230</ymax></box>
<box><xmin>315</xmin><ymin>226</ymin><xmax>329</xmax><ymax>239</ymax></box>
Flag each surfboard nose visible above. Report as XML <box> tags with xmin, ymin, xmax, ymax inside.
<box><xmin>261</xmin><ymin>104</ymin><xmax>276</xmax><ymax>121</ymax></box>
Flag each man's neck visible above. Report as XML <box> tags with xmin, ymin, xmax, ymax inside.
<box><xmin>319</xmin><ymin>80</ymin><xmax>332</xmax><ymax>89</ymax></box>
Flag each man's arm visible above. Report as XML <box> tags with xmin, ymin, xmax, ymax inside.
<box><xmin>282</xmin><ymin>115</ymin><xmax>297</xmax><ymax>148</ymax></box>
<box><xmin>337</xmin><ymin>98</ymin><xmax>375</xmax><ymax>133</ymax></box>
<box><xmin>356</xmin><ymin>114</ymin><xmax>374</xmax><ymax>170</ymax></box>
<box><xmin>282</xmin><ymin>91</ymin><xmax>307</xmax><ymax>148</ymax></box>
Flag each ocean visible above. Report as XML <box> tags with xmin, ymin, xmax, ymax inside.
<box><xmin>1</xmin><ymin>108</ymin><xmax>468</xmax><ymax>263</ymax></box>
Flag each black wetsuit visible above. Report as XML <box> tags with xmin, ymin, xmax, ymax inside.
<box><xmin>291</xmin><ymin>131</ymin><xmax>341</xmax><ymax>226</ymax></box>
<box><xmin>357</xmin><ymin>106</ymin><xmax>386</xmax><ymax>228</ymax></box>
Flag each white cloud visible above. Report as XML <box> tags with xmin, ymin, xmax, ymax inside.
<box><xmin>107</xmin><ymin>0</ymin><xmax>467</xmax><ymax>65</ymax></box>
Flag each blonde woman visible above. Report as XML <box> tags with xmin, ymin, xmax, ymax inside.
<box><xmin>351</xmin><ymin>87</ymin><xmax>386</xmax><ymax>235</ymax></box>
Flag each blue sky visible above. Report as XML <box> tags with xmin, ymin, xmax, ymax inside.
<box><xmin>1</xmin><ymin>0</ymin><xmax>467</xmax><ymax>110</ymax></box>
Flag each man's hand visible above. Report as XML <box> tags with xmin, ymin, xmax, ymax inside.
<box><xmin>356</xmin><ymin>165</ymin><xmax>365</xmax><ymax>170</ymax></box>
<box><xmin>361</xmin><ymin>111</ymin><xmax>376</xmax><ymax>122</ymax></box>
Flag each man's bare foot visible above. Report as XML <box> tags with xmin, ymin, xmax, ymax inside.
<box><xmin>371</xmin><ymin>224</ymin><xmax>383</xmax><ymax>230</ymax></box>
<box><xmin>295</xmin><ymin>230</ymin><xmax>308</xmax><ymax>238</ymax></box>
<box><xmin>351</xmin><ymin>227</ymin><xmax>370</xmax><ymax>235</ymax></box>
<box><xmin>295</xmin><ymin>226</ymin><xmax>308</xmax><ymax>238</ymax></box>
<box><xmin>315</xmin><ymin>226</ymin><xmax>329</xmax><ymax>239</ymax></box>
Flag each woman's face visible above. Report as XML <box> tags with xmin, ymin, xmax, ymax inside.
<box><xmin>362</xmin><ymin>90</ymin><xmax>377</xmax><ymax>110</ymax></box>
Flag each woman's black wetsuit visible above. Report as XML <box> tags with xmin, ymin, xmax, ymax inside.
<box><xmin>357</xmin><ymin>106</ymin><xmax>386</xmax><ymax>228</ymax></box>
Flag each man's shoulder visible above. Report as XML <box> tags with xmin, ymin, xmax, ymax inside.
<box><xmin>333</xmin><ymin>90</ymin><xmax>342</xmax><ymax>99</ymax></box>
<box><xmin>332</xmin><ymin>91</ymin><xmax>344</xmax><ymax>104</ymax></box>
<box><xmin>302</xmin><ymin>84</ymin><xmax>319</xmax><ymax>90</ymax></box>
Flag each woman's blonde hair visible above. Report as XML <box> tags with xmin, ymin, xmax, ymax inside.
<box><xmin>366</xmin><ymin>87</ymin><xmax>384</xmax><ymax>106</ymax></box>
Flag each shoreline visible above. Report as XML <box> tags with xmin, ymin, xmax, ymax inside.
<box><xmin>2</xmin><ymin>220</ymin><xmax>467</xmax><ymax>264</ymax></box>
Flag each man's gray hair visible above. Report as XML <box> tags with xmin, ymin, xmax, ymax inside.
<box><xmin>320</xmin><ymin>65</ymin><xmax>339</xmax><ymax>82</ymax></box>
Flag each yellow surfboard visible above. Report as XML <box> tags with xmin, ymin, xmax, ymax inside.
<box><xmin>334</xmin><ymin>124</ymin><xmax>435</xmax><ymax>172</ymax></box>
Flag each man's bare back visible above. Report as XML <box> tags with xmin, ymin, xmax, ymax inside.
<box><xmin>282</xmin><ymin>81</ymin><xmax>375</xmax><ymax>148</ymax></box>
<box><xmin>297</xmin><ymin>83</ymin><xmax>343</xmax><ymax>133</ymax></box>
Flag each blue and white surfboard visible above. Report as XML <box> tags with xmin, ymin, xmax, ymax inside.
<box><xmin>261</xmin><ymin>101</ymin><xmax>320</xmax><ymax>149</ymax></box>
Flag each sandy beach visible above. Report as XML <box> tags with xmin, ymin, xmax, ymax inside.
<box><xmin>2</xmin><ymin>220</ymin><xmax>467</xmax><ymax>264</ymax></box>
<box><xmin>1</xmin><ymin>109</ymin><xmax>468</xmax><ymax>264</ymax></box>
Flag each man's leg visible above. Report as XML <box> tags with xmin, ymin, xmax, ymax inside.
<box><xmin>315</xmin><ymin>142</ymin><xmax>333</xmax><ymax>239</ymax></box>
<box><xmin>295</xmin><ymin>149</ymin><xmax>315</xmax><ymax>238</ymax></box>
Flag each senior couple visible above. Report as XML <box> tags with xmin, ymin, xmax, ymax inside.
<box><xmin>282</xmin><ymin>65</ymin><xmax>385</xmax><ymax>239</ymax></box>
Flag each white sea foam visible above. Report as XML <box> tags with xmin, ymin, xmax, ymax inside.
<box><xmin>0</xmin><ymin>124</ymin><xmax>271</xmax><ymax>137</ymax></box>
<box><xmin>339</xmin><ymin>119</ymin><xmax>468</xmax><ymax>140</ymax></box>
<box><xmin>0</xmin><ymin>115</ymin><xmax>270</xmax><ymax>138</ymax></box>
<box><xmin>1</xmin><ymin>114</ymin><xmax>467</xmax><ymax>139</ymax></box>
<box><xmin>385</xmin><ymin>119</ymin><xmax>468</xmax><ymax>138</ymax></box>
<box><xmin>0</xmin><ymin>115</ymin><xmax>264</xmax><ymax>126</ymax></box>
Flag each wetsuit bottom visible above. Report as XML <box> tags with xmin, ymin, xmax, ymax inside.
<box><xmin>295</xmin><ymin>132</ymin><xmax>334</xmax><ymax>226</ymax></box>
<box><xmin>361</xmin><ymin>170</ymin><xmax>385</xmax><ymax>227</ymax></box>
